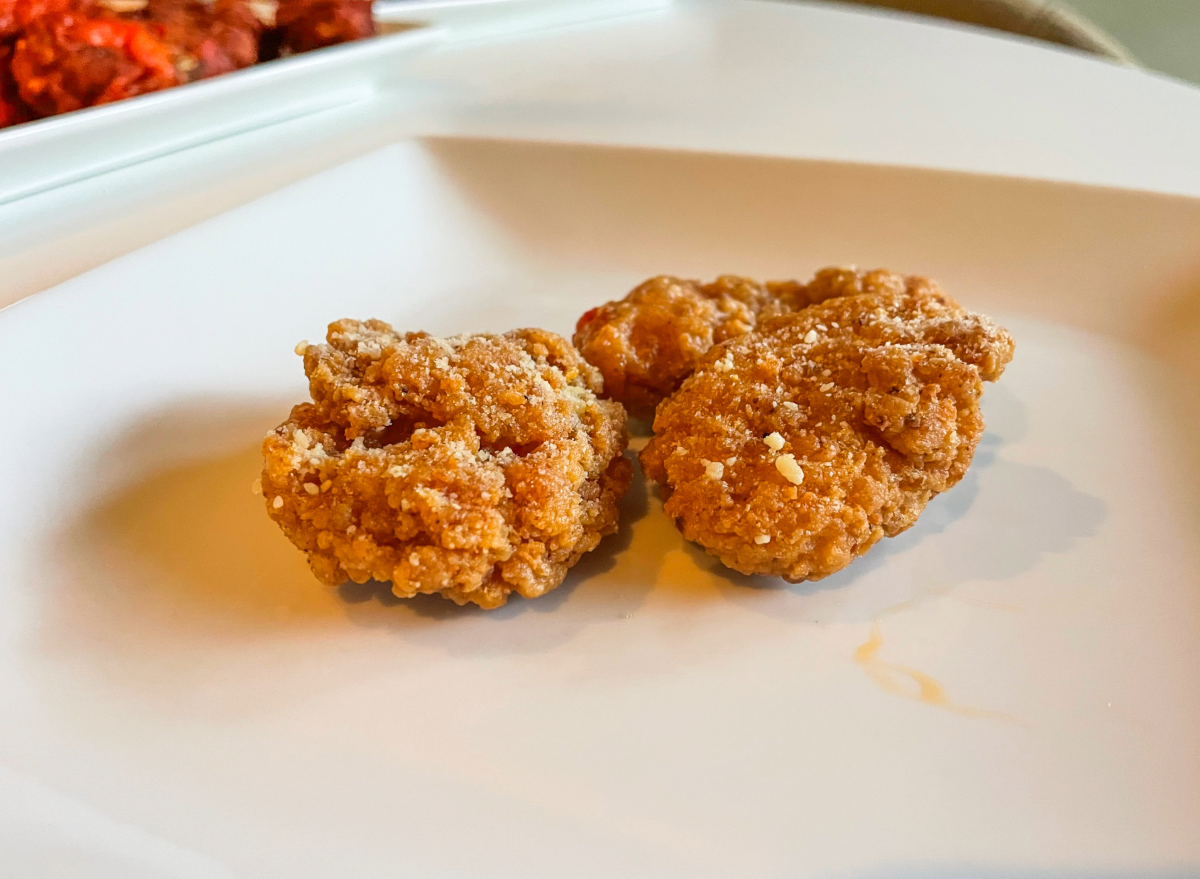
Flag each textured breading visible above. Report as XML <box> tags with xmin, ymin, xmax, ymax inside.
<box><xmin>572</xmin><ymin>273</ymin><xmax>855</xmax><ymax>420</ymax></box>
<box><xmin>640</xmin><ymin>269</ymin><xmax>1014</xmax><ymax>581</ymax></box>
<box><xmin>262</xmin><ymin>320</ymin><xmax>632</xmax><ymax>609</ymax></box>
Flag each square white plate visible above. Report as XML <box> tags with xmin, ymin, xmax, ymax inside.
<box><xmin>1</xmin><ymin>137</ymin><xmax>1199</xmax><ymax>877</ymax></box>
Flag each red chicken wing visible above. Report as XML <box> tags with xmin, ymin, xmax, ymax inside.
<box><xmin>1</xmin><ymin>41</ymin><xmax>34</xmax><ymax>126</ymax></box>
<box><xmin>11</xmin><ymin>4</ymin><xmax>177</xmax><ymax>116</ymax></box>
<box><xmin>143</xmin><ymin>0</ymin><xmax>260</xmax><ymax>80</ymax></box>
<box><xmin>274</xmin><ymin>0</ymin><xmax>372</xmax><ymax>55</ymax></box>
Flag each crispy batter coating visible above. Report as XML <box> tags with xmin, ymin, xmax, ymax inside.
<box><xmin>573</xmin><ymin>274</ymin><xmax>845</xmax><ymax>420</ymax></box>
<box><xmin>640</xmin><ymin>268</ymin><xmax>1014</xmax><ymax>582</ymax></box>
<box><xmin>273</xmin><ymin>0</ymin><xmax>371</xmax><ymax>55</ymax></box>
<box><xmin>262</xmin><ymin>320</ymin><xmax>632</xmax><ymax>609</ymax></box>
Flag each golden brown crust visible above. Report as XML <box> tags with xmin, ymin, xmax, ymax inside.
<box><xmin>262</xmin><ymin>320</ymin><xmax>631</xmax><ymax>609</ymax></box>
<box><xmin>572</xmin><ymin>272</ymin><xmax>864</xmax><ymax>420</ymax></box>
<box><xmin>639</xmin><ymin>268</ymin><xmax>1014</xmax><ymax>582</ymax></box>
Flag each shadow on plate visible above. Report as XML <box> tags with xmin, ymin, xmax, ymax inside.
<box><xmin>36</xmin><ymin>400</ymin><xmax>664</xmax><ymax>714</ymax></box>
<box><xmin>671</xmin><ymin>384</ymin><xmax>1106</xmax><ymax>616</ymax></box>
<box><xmin>34</xmin><ymin>385</ymin><xmax>1107</xmax><ymax>714</ymax></box>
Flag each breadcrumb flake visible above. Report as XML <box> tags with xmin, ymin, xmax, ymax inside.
<box><xmin>775</xmin><ymin>454</ymin><xmax>804</xmax><ymax>485</ymax></box>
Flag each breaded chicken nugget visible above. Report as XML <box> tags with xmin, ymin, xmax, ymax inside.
<box><xmin>640</xmin><ymin>269</ymin><xmax>1014</xmax><ymax>581</ymax></box>
<box><xmin>263</xmin><ymin>320</ymin><xmax>632</xmax><ymax>609</ymax></box>
<box><xmin>573</xmin><ymin>273</ymin><xmax>853</xmax><ymax>420</ymax></box>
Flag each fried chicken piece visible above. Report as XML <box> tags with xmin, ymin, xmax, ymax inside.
<box><xmin>640</xmin><ymin>268</ymin><xmax>1014</xmax><ymax>581</ymax></box>
<box><xmin>262</xmin><ymin>320</ymin><xmax>632</xmax><ymax>609</ymax></box>
<box><xmin>143</xmin><ymin>0</ymin><xmax>260</xmax><ymax>80</ymax></box>
<box><xmin>10</xmin><ymin>3</ymin><xmax>177</xmax><ymax>115</ymax></box>
<box><xmin>573</xmin><ymin>274</ymin><xmax>848</xmax><ymax>420</ymax></box>
<box><xmin>272</xmin><ymin>0</ymin><xmax>371</xmax><ymax>55</ymax></box>
<box><xmin>2</xmin><ymin>0</ymin><xmax>18</xmax><ymax>38</ymax></box>
<box><xmin>7</xmin><ymin>0</ymin><xmax>258</xmax><ymax>118</ymax></box>
<box><xmin>1</xmin><ymin>0</ymin><xmax>75</xmax><ymax>40</ymax></box>
<box><xmin>1</xmin><ymin>42</ymin><xmax>34</xmax><ymax>127</ymax></box>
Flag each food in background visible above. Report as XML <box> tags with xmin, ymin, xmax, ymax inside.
<box><xmin>0</xmin><ymin>0</ymin><xmax>374</xmax><ymax>127</ymax></box>
<box><xmin>271</xmin><ymin>0</ymin><xmax>371</xmax><ymax>55</ymax></box>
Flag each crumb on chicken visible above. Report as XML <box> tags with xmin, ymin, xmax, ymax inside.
<box><xmin>639</xmin><ymin>268</ymin><xmax>1014</xmax><ymax>581</ymax></box>
<box><xmin>262</xmin><ymin>320</ymin><xmax>632</xmax><ymax>609</ymax></box>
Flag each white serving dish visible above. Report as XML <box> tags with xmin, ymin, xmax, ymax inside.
<box><xmin>0</xmin><ymin>0</ymin><xmax>672</xmax><ymax>208</ymax></box>
<box><xmin>0</xmin><ymin>136</ymin><xmax>1198</xmax><ymax>877</ymax></box>
<box><xmin>0</xmin><ymin>21</ymin><xmax>439</xmax><ymax>206</ymax></box>
<box><xmin>373</xmin><ymin>0</ymin><xmax>673</xmax><ymax>39</ymax></box>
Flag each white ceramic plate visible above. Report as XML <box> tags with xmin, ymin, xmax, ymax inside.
<box><xmin>1</xmin><ymin>138</ymin><xmax>1199</xmax><ymax>878</ymax></box>
<box><xmin>0</xmin><ymin>21</ymin><xmax>438</xmax><ymax>207</ymax></box>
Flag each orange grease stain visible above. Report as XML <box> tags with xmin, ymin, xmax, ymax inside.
<box><xmin>854</xmin><ymin>611</ymin><xmax>1021</xmax><ymax>725</ymax></box>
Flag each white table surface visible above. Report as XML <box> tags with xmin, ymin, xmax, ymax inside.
<box><xmin>1</xmin><ymin>0</ymin><xmax>1200</xmax><ymax>308</ymax></box>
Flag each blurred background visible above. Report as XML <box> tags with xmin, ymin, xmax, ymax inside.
<box><xmin>840</xmin><ymin>0</ymin><xmax>1200</xmax><ymax>84</ymax></box>
<box><xmin>1070</xmin><ymin>0</ymin><xmax>1200</xmax><ymax>83</ymax></box>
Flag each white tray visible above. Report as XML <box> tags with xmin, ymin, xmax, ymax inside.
<box><xmin>374</xmin><ymin>0</ymin><xmax>673</xmax><ymax>39</ymax></box>
<box><xmin>1</xmin><ymin>136</ymin><xmax>1198</xmax><ymax>877</ymax></box>
<box><xmin>0</xmin><ymin>21</ymin><xmax>440</xmax><ymax>206</ymax></box>
<box><xmin>0</xmin><ymin>0</ymin><xmax>672</xmax><ymax>207</ymax></box>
